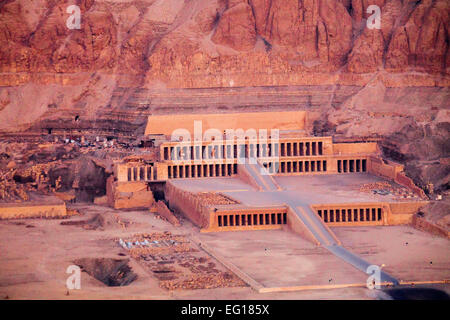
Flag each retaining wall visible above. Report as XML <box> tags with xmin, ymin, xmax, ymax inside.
<box><xmin>0</xmin><ymin>201</ymin><xmax>67</xmax><ymax>219</ymax></box>
<box><xmin>412</xmin><ymin>215</ymin><xmax>450</xmax><ymax>238</ymax></box>
<box><xmin>368</xmin><ymin>156</ymin><xmax>427</xmax><ymax>198</ymax></box>
<box><xmin>165</xmin><ymin>180</ymin><xmax>210</xmax><ymax>228</ymax></box>
<box><xmin>333</xmin><ymin>142</ymin><xmax>378</xmax><ymax>155</ymax></box>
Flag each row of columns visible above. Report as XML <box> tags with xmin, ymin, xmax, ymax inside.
<box><xmin>168</xmin><ymin>163</ymin><xmax>238</xmax><ymax>179</ymax></box>
<box><xmin>270</xmin><ymin>160</ymin><xmax>327</xmax><ymax>174</ymax></box>
<box><xmin>163</xmin><ymin>143</ymin><xmax>279</xmax><ymax>161</ymax></box>
<box><xmin>217</xmin><ymin>212</ymin><xmax>287</xmax><ymax>227</ymax></box>
<box><xmin>163</xmin><ymin>140</ymin><xmax>326</xmax><ymax>161</ymax></box>
<box><xmin>337</xmin><ymin>159</ymin><xmax>367</xmax><ymax>173</ymax></box>
<box><xmin>318</xmin><ymin>207</ymin><xmax>382</xmax><ymax>223</ymax></box>
<box><xmin>127</xmin><ymin>165</ymin><xmax>154</xmax><ymax>181</ymax></box>
<box><xmin>280</xmin><ymin>141</ymin><xmax>323</xmax><ymax>157</ymax></box>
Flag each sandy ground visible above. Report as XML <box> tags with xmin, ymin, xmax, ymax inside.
<box><xmin>0</xmin><ymin>204</ymin><xmax>448</xmax><ymax>300</ymax></box>
<box><xmin>198</xmin><ymin>227</ymin><xmax>449</xmax><ymax>288</ymax></box>
<box><xmin>333</xmin><ymin>226</ymin><xmax>450</xmax><ymax>282</ymax></box>
<box><xmin>197</xmin><ymin>229</ymin><xmax>369</xmax><ymax>288</ymax></box>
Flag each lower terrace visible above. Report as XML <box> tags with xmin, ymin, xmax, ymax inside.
<box><xmin>166</xmin><ymin>173</ymin><xmax>426</xmax><ymax>232</ymax></box>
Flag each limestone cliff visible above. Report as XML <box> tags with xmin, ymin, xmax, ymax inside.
<box><xmin>0</xmin><ymin>0</ymin><xmax>448</xmax><ymax>193</ymax></box>
<box><xmin>0</xmin><ymin>0</ymin><xmax>448</xmax><ymax>82</ymax></box>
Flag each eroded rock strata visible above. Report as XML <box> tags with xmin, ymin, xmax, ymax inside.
<box><xmin>0</xmin><ymin>0</ymin><xmax>448</xmax><ymax>202</ymax></box>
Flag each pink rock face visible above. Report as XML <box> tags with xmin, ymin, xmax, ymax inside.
<box><xmin>351</xmin><ymin>0</ymin><xmax>386</xmax><ymax>27</ymax></box>
<box><xmin>385</xmin><ymin>0</ymin><xmax>449</xmax><ymax>74</ymax></box>
<box><xmin>318</xmin><ymin>0</ymin><xmax>353</xmax><ymax>65</ymax></box>
<box><xmin>0</xmin><ymin>0</ymin><xmax>448</xmax><ymax>78</ymax></box>
<box><xmin>0</xmin><ymin>0</ymin><xmax>117</xmax><ymax>74</ymax></box>
<box><xmin>0</xmin><ymin>0</ymin><xmax>447</xmax><ymax>134</ymax></box>
<box><xmin>347</xmin><ymin>28</ymin><xmax>385</xmax><ymax>73</ymax></box>
<box><xmin>212</xmin><ymin>2</ymin><xmax>257</xmax><ymax>51</ymax></box>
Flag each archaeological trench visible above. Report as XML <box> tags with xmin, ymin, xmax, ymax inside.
<box><xmin>0</xmin><ymin>0</ymin><xmax>448</xmax><ymax>299</ymax></box>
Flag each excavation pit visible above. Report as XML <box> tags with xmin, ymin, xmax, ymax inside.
<box><xmin>74</xmin><ymin>258</ymin><xmax>137</xmax><ymax>287</ymax></box>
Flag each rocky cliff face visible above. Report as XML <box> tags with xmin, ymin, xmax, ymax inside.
<box><xmin>0</xmin><ymin>0</ymin><xmax>448</xmax><ymax>79</ymax></box>
<box><xmin>0</xmin><ymin>0</ymin><xmax>448</xmax><ymax>192</ymax></box>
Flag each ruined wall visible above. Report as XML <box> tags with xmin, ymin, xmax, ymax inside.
<box><xmin>0</xmin><ymin>201</ymin><xmax>67</xmax><ymax>219</ymax></box>
<box><xmin>368</xmin><ymin>155</ymin><xmax>427</xmax><ymax>198</ymax></box>
<box><xmin>368</xmin><ymin>155</ymin><xmax>402</xmax><ymax>179</ymax></box>
<box><xmin>106</xmin><ymin>178</ymin><xmax>154</xmax><ymax>210</ymax></box>
<box><xmin>412</xmin><ymin>215</ymin><xmax>450</xmax><ymax>238</ymax></box>
<box><xmin>388</xmin><ymin>201</ymin><xmax>428</xmax><ymax>215</ymax></box>
<box><xmin>377</xmin><ymin>201</ymin><xmax>428</xmax><ymax>225</ymax></box>
<box><xmin>395</xmin><ymin>172</ymin><xmax>427</xmax><ymax>198</ymax></box>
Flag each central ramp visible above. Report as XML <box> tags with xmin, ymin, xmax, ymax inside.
<box><xmin>238</xmin><ymin>162</ymin><xmax>281</xmax><ymax>191</ymax></box>
<box><xmin>287</xmin><ymin>204</ymin><xmax>339</xmax><ymax>246</ymax></box>
<box><xmin>325</xmin><ymin>245</ymin><xmax>399</xmax><ymax>285</ymax></box>
<box><xmin>238</xmin><ymin>162</ymin><xmax>400</xmax><ymax>286</ymax></box>
<box><xmin>288</xmin><ymin>204</ymin><xmax>399</xmax><ymax>285</ymax></box>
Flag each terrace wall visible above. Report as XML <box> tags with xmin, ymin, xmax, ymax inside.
<box><xmin>106</xmin><ymin>177</ymin><xmax>154</xmax><ymax>209</ymax></box>
<box><xmin>387</xmin><ymin>201</ymin><xmax>428</xmax><ymax>224</ymax></box>
<box><xmin>205</xmin><ymin>206</ymin><xmax>287</xmax><ymax>232</ymax></box>
<box><xmin>145</xmin><ymin>111</ymin><xmax>307</xmax><ymax>135</ymax></box>
<box><xmin>412</xmin><ymin>215</ymin><xmax>450</xmax><ymax>238</ymax></box>
<box><xmin>311</xmin><ymin>202</ymin><xmax>428</xmax><ymax>226</ymax></box>
<box><xmin>333</xmin><ymin>142</ymin><xmax>378</xmax><ymax>155</ymax></box>
<box><xmin>165</xmin><ymin>180</ymin><xmax>210</xmax><ymax>228</ymax></box>
<box><xmin>0</xmin><ymin>201</ymin><xmax>67</xmax><ymax>219</ymax></box>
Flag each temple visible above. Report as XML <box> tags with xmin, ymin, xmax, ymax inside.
<box><xmin>110</xmin><ymin>111</ymin><xmax>427</xmax><ymax>237</ymax></box>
